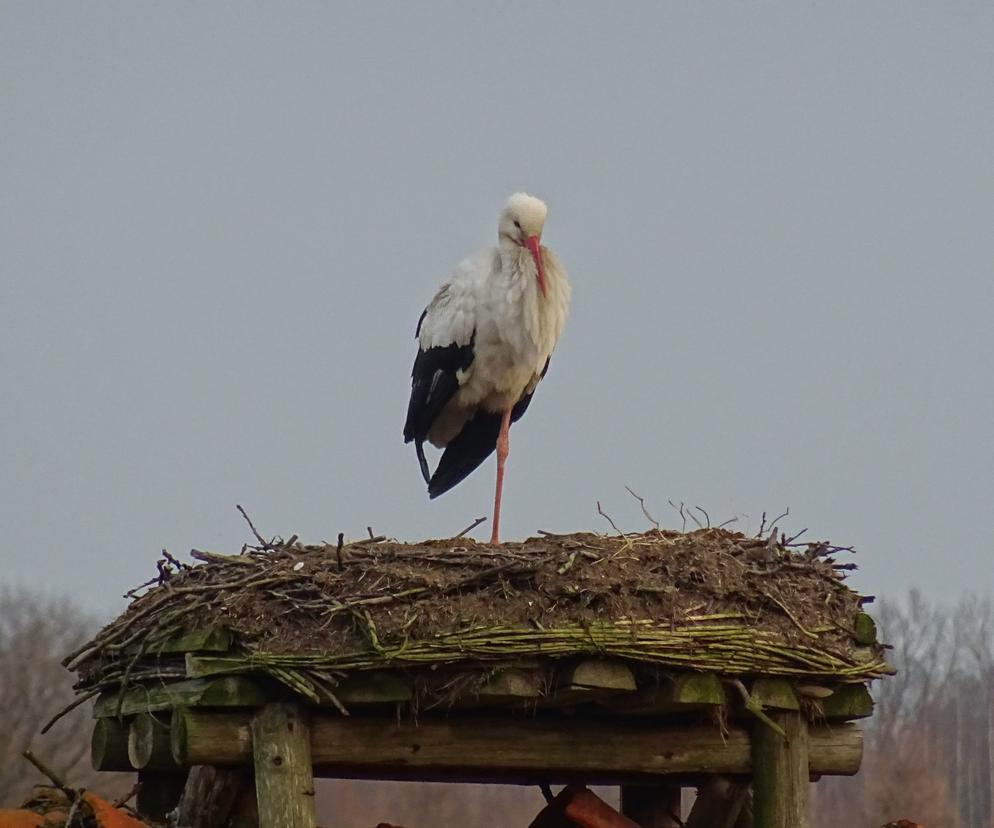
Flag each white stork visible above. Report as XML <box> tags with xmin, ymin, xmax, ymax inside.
<box><xmin>404</xmin><ymin>193</ymin><xmax>571</xmax><ymax>544</ymax></box>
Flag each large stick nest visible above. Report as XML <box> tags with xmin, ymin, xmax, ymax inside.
<box><xmin>68</xmin><ymin>527</ymin><xmax>891</xmax><ymax>696</ymax></box>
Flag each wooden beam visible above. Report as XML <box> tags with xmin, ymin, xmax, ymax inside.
<box><xmin>91</xmin><ymin>716</ymin><xmax>133</xmax><ymax>772</ymax></box>
<box><xmin>251</xmin><ymin>703</ymin><xmax>316</xmax><ymax>828</ymax></box>
<box><xmin>94</xmin><ymin>677</ymin><xmax>266</xmax><ymax>717</ymax></box>
<box><xmin>171</xmin><ymin>709</ymin><xmax>862</xmax><ymax>779</ymax></box>
<box><xmin>129</xmin><ymin>711</ymin><xmax>179</xmax><ymax>770</ymax></box>
<box><xmin>751</xmin><ymin>711</ymin><xmax>809</xmax><ymax>828</ymax></box>
<box><xmin>620</xmin><ymin>784</ymin><xmax>682</xmax><ymax>827</ymax></box>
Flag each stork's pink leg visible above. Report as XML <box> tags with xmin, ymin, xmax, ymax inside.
<box><xmin>490</xmin><ymin>408</ymin><xmax>513</xmax><ymax>544</ymax></box>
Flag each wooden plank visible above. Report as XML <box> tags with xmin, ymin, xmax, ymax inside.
<box><xmin>91</xmin><ymin>716</ymin><xmax>133</xmax><ymax>772</ymax></box>
<box><xmin>820</xmin><ymin>684</ymin><xmax>874</xmax><ymax>720</ymax></box>
<box><xmin>171</xmin><ymin>709</ymin><xmax>862</xmax><ymax>778</ymax></box>
<box><xmin>129</xmin><ymin>711</ymin><xmax>179</xmax><ymax>770</ymax></box>
<box><xmin>136</xmin><ymin>769</ymin><xmax>188</xmax><ymax>824</ymax></box>
<box><xmin>95</xmin><ymin>677</ymin><xmax>266</xmax><ymax>717</ymax></box>
<box><xmin>608</xmin><ymin>672</ymin><xmax>725</xmax><ymax>716</ymax></box>
<box><xmin>563</xmin><ymin>659</ymin><xmax>638</xmax><ymax>692</ymax></box>
<box><xmin>251</xmin><ymin>704</ymin><xmax>316</xmax><ymax>828</ymax></box>
<box><xmin>475</xmin><ymin>668</ymin><xmax>543</xmax><ymax>703</ymax></box>
<box><xmin>553</xmin><ymin>659</ymin><xmax>637</xmax><ymax>705</ymax></box>
<box><xmin>684</xmin><ymin>777</ymin><xmax>751</xmax><ymax>828</ymax></box>
<box><xmin>136</xmin><ymin>624</ymin><xmax>233</xmax><ymax>655</ymax></box>
<box><xmin>751</xmin><ymin>711</ymin><xmax>809</xmax><ymax>828</ymax></box>
<box><xmin>748</xmin><ymin>680</ymin><xmax>799</xmax><ymax>712</ymax></box>
<box><xmin>187</xmin><ymin>654</ymin><xmax>254</xmax><ymax>678</ymax></box>
<box><xmin>620</xmin><ymin>784</ymin><xmax>682</xmax><ymax>827</ymax></box>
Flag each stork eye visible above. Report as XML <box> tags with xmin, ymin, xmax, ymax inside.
<box><xmin>513</xmin><ymin>220</ymin><xmax>521</xmax><ymax>229</ymax></box>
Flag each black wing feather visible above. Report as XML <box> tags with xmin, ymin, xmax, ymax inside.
<box><xmin>403</xmin><ymin>334</ymin><xmax>475</xmax><ymax>446</ymax></box>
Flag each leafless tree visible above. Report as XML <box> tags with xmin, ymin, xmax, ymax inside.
<box><xmin>0</xmin><ymin>587</ymin><xmax>131</xmax><ymax>806</ymax></box>
<box><xmin>813</xmin><ymin>591</ymin><xmax>994</xmax><ymax>828</ymax></box>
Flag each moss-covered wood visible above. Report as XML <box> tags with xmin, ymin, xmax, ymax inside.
<box><xmin>251</xmin><ymin>703</ymin><xmax>316</xmax><ymax>828</ymax></box>
<box><xmin>128</xmin><ymin>624</ymin><xmax>233</xmax><ymax>655</ymax></box>
<box><xmin>91</xmin><ymin>716</ymin><xmax>133</xmax><ymax>772</ymax></box>
<box><xmin>609</xmin><ymin>672</ymin><xmax>726</xmax><ymax>716</ymax></box>
<box><xmin>169</xmin><ymin>708</ymin><xmax>862</xmax><ymax>778</ymax></box>
<box><xmin>853</xmin><ymin>613</ymin><xmax>877</xmax><ymax>645</ymax></box>
<box><xmin>751</xmin><ymin>711</ymin><xmax>809</xmax><ymax>828</ymax></box>
<box><xmin>820</xmin><ymin>683</ymin><xmax>874</xmax><ymax>719</ymax></box>
<box><xmin>749</xmin><ymin>679</ymin><xmax>799</xmax><ymax>712</ymax></box>
<box><xmin>94</xmin><ymin>676</ymin><xmax>266</xmax><ymax>717</ymax></box>
<box><xmin>129</xmin><ymin>711</ymin><xmax>178</xmax><ymax>770</ymax></box>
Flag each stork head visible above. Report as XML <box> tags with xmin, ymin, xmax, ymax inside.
<box><xmin>499</xmin><ymin>192</ymin><xmax>549</xmax><ymax>296</ymax></box>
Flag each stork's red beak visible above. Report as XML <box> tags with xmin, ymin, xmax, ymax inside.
<box><xmin>524</xmin><ymin>234</ymin><xmax>547</xmax><ymax>297</ymax></box>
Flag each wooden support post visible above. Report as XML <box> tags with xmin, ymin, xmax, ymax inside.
<box><xmin>685</xmin><ymin>777</ymin><xmax>752</xmax><ymax>828</ymax></box>
<box><xmin>620</xmin><ymin>784</ymin><xmax>682</xmax><ymax>827</ymax></box>
<box><xmin>136</xmin><ymin>769</ymin><xmax>188</xmax><ymax>824</ymax></box>
<box><xmin>751</xmin><ymin>711</ymin><xmax>809</xmax><ymax>828</ymax></box>
<box><xmin>175</xmin><ymin>765</ymin><xmax>252</xmax><ymax>828</ymax></box>
<box><xmin>251</xmin><ymin>703</ymin><xmax>316</xmax><ymax>828</ymax></box>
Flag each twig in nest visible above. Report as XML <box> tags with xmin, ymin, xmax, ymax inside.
<box><xmin>716</xmin><ymin>516</ymin><xmax>739</xmax><ymax>529</ymax></box>
<box><xmin>112</xmin><ymin>781</ymin><xmax>142</xmax><ymax>809</ymax></box>
<box><xmin>756</xmin><ymin>511</ymin><xmax>767</xmax><ymax>537</ymax></box>
<box><xmin>784</xmin><ymin>528</ymin><xmax>808</xmax><ymax>545</ymax></box>
<box><xmin>336</xmin><ymin>533</ymin><xmax>344</xmax><ymax>572</ymax></box>
<box><xmin>726</xmin><ymin>680</ymin><xmax>787</xmax><ymax>738</ymax></box>
<box><xmin>22</xmin><ymin>749</ymin><xmax>75</xmax><ymax>800</ymax></box>
<box><xmin>162</xmin><ymin>549</ymin><xmax>189</xmax><ymax>570</ymax></box>
<box><xmin>686</xmin><ymin>505</ymin><xmax>704</xmax><ymax>529</ymax></box>
<box><xmin>596</xmin><ymin>501</ymin><xmax>624</xmax><ymax>535</ymax></box>
<box><xmin>455</xmin><ymin>516</ymin><xmax>487</xmax><ymax>539</ymax></box>
<box><xmin>668</xmin><ymin>500</ymin><xmax>688</xmax><ymax>532</ymax></box>
<box><xmin>351</xmin><ymin>535</ymin><xmax>387</xmax><ymax>546</ymax></box>
<box><xmin>236</xmin><ymin>504</ymin><xmax>271</xmax><ymax>549</ymax></box>
<box><xmin>694</xmin><ymin>505</ymin><xmax>710</xmax><ymax>528</ymax></box>
<box><xmin>767</xmin><ymin>507</ymin><xmax>790</xmax><ymax>533</ymax></box>
<box><xmin>367</xmin><ymin>526</ymin><xmax>375</xmax><ymax>539</ymax></box>
<box><xmin>625</xmin><ymin>486</ymin><xmax>660</xmax><ymax>530</ymax></box>
<box><xmin>40</xmin><ymin>688</ymin><xmax>101</xmax><ymax>734</ymax></box>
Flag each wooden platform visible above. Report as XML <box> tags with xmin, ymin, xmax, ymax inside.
<box><xmin>89</xmin><ymin>662</ymin><xmax>873</xmax><ymax>828</ymax></box>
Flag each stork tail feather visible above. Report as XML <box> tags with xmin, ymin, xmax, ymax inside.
<box><xmin>428</xmin><ymin>412</ymin><xmax>502</xmax><ymax>499</ymax></box>
<box><xmin>415</xmin><ymin>441</ymin><xmax>431</xmax><ymax>486</ymax></box>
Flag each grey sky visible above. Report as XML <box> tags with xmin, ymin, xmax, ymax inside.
<box><xmin>2</xmin><ymin>2</ymin><xmax>992</xmax><ymax>615</ymax></box>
